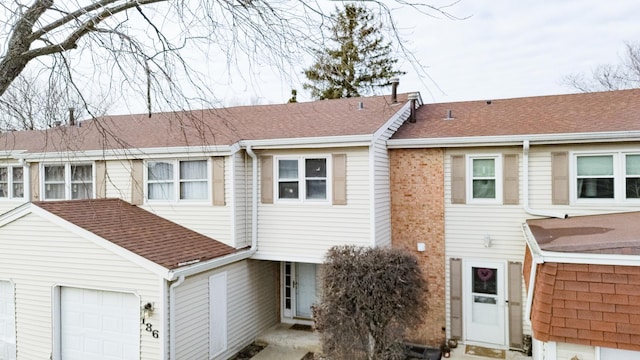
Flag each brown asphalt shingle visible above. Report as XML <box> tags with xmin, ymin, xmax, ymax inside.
<box><xmin>392</xmin><ymin>89</ymin><xmax>640</xmax><ymax>139</ymax></box>
<box><xmin>0</xmin><ymin>94</ymin><xmax>408</xmax><ymax>154</ymax></box>
<box><xmin>33</xmin><ymin>198</ymin><xmax>236</xmax><ymax>270</ymax></box>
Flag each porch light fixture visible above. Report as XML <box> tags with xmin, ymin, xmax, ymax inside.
<box><xmin>142</xmin><ymin>302</ymin><xmax>154</xmax><ymax>319</ymax></box>
<box><xmin>483</xmin><ymin>234</ymin><xmax>492</xmax><ymax>248</ymax></box>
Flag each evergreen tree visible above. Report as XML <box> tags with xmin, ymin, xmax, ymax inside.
<box><xmin>303</xmin><ymin>5</ymin><xmax>404</xmax><ymax>100</ymax></box>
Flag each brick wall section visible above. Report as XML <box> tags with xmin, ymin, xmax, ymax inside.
<box><xmin>389</xmin><ymin>148</ymin><xmax>445</xmax><ymax>347</ymax></box>
<box><xmin>530</xmin><ymin>261</ymin><xmax>640</xmax><ymax>351</ymax></box>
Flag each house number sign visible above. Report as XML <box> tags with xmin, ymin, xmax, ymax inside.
<box><xmin>142</xmin><ymin>318</ymin><xmax>160</xmax><ymax>338</ymax></box>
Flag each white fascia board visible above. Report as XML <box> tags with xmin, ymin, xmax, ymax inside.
<box><xmin>26</xmin><ymin>205</ymin><xmax>170</xmax><ymax>278</ymax></box>
<box><xmin>0</xmin><ymin>150</ymin><xmax>26</xmax><ymax>158</ymax></box>
<box><xmin>522</xmin><ymin>222</ymin><xmax>640</xmax><ymax>267</ymax></box>
<box><xmin>21</xmin><ymin>145</ymin><xmax>233</xmax><ymax>162</ymax></box>
<box><xmin>372</xmin><ymin>101</ymin><xmax>414</xmax><ymax>142</ymax></box>
<box><xmin>241</xmin><ymin>135</ymin><xmax>372</xmax><ymax>149</ymax></box>
<box><xmin>0</xmin><ymin>202</ymin><xmax>32</xmax><ymax>227</ymax></box>
<box><xmin>387</xmin><ymin>131</ymin><xmax>640</xmax><ymax>148</ymax></box>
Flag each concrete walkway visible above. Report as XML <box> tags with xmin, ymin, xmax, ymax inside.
<box><xmin>250</xmin><ymin>345</ymin><xmax>309</xmax><ymax>360</ymax></box>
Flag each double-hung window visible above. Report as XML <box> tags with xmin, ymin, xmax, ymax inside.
<box><xmin>147</xmin><ymin>160</ymin><xmax>208</xmax><ymax>201</ymax></box>
<box><xmin>573</xmin><ymin>152</ymin><xmax>640</xmax><ymax>202</ymax></box>
<box><xmin>467</xmin><ymin>155</ymin><xmax>502</xmax><ymax>203</ymax></box>
<box><xmin>43</xmin><ymin>164</ymin><xmax>93</xmax><ymax>200</ymax></box>
<box><xmin>0</xmin><ymin>166</ymin><xmax>25</xmax><ymax>199</ymax></box>
<box><xmin>277</xmin><ymin>157</ymin><xmax>328</xmax><ymax>201</ymax></box>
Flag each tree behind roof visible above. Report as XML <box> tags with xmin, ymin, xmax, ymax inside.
<box><xmin>303</xmin><ymin>5</ymin><xmax>404</xmax><ymax>100</ymax></box>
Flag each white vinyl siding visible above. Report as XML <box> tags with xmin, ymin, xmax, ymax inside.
<box><xmin>105</xmin><ymin>160</ymin><xmax>136</xmax><ymax>201</ymax></box>
<box><xmin>233</xmin><ymin>152</ymin><xmax>250</xmax><ymax>248</ymax></box>
<box><xmin>174</xmin><ymin>260</ymin><xmax>278</xmax><ymax>360</ymax></box>
<box><xmin>254</xmin><ymin>148</ymin><xmax>371</xmax><ymax>263</ymax></box>
<box><xmin>0</xmin><ymin>214</ymin><xmax>162</xmax><ymax>360</ymax></box>
<box><xmin>0</xmin><ymin>280</ymin><xmax>15</xmax><ymax>360</ymax></box>
<box><xmin>372</xmin><ymin>140</ymin><xmax>392</xmax><ymax>247</ymax></box>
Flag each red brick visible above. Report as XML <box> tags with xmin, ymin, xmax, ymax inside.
<box><xmin>578</xmin><ymin>310</ymin><xmax>603</xmax><ymax>321</ymax></box>
<box><xmin>578</xmin><ymin>272</ymin><xmax>602</xmax><ymax>282</ymax></box>
<box><xmin>552</xmin><ymin>327</ymin><xmax>578</xmax><ymax>338</ymax></box>
<box><xmin>590</xmin><ymin>320</ymin><xmax>617</xmax><ymax>332</ymax></box>
<box><xmin>616</xmin><ymin>304</ymin><xmax>640</xmax><ymax>315</ymax></box>
<box><xmin>590</xmin><ymin>340</ymin><xmax>618</xmax><ymax>349</ymax></box>
<box><xmin>539</xmin><ymin>282</ymin><xmax>555</xmax><ymax>295</ymax></box>
<box><xmin>563</xmin><ymin>263</ymin><xmax>589</xmax><ymax>272</ymax></box>
<box><xmin>552</xmin><ymin>299</ymin><xmax>565</xmax><ymax>308</ymax></box>
<box><xmin>551</xmin><ymin>317</ymin><xmax>565</xmax><ymax>327</ymax></box>
<box><xmin>590</xmin><ymin>302</ymin><xmax>615</xmax><ymax>312</ymax></box>
<box><xmin>534</xmin><ymin>311</ymin><xmax>552</xmax><ymax>325</ymax></box>
<box><xmin>617</xmin><ymin>323</ymin><xmax>640</xmax><ymax>335</ymax></box>
<box><xmin>569</xmin><ymin>337</ymin><xmax>591</xmax><ymax>345</ymax></box>
<box><xmin>548</xmin><ymin>335</ymin><xmax>564</xmax><ymax>342</ymax></box>
<box><xmin>614</xmin><ymin>266</ymin><xmax>640</xmax><ymax>275</ymax></box>
<box><xmin>554</xmin><ymin>280</ymin><xmax>564</xmax><ymax>290</ymax></box>
<box><xmin>589</xmin><ymin>264</ymin><xmax>615</xmax><ymax>274</ymax></box>
<box><xmin>540</xmin><ymin>272</ymin><xmax>556</xmax><ymax>285</ymax></box>
<box><xmin>578</xmin><ymin>329</ymin><xmax>604</xmax><ymax>341</ymax></box>
<box><xmin>590</xmin><ymin>283</ymin><xmax>615</xmax><ymax>294</ymax></box>
<box><xmin>603</xmin><ymin>294</ymin><xmax>629</xmax><ymax>305</ymax></box>
<box><xmin>618</xmin><ymin>342</ymin><xmax>640</xmax><ymax>351</ymax></box>
<box><xmin>555</xmin><ymin>289</ymin><xmax>578</xmax><ymax>300</ymax></box>
<box><xmin>582</xmin><ymin>292</ymin><xmax>603</xmax><ymax>303</ymax></box>
<box><xmin>630</xmin><ymin>314</ymin><xmax>640</xmax><ymax>325</ymax></box>
<box><xmin>629</xmin><ymin>295</ymin><xmax>640</xmax><ymax>305</ymax></box>
<box><xmin>565</xmin><ymin>300</ymin><xmax>590</xmax><ymax>310</ymax></box>
<box><xmin>604</xmin><ymin>331</ymin><xmax>630</xmax><ymax>343</ymax></box>
<box><xmin>565</xmin><ymin>318</ymin><xmax>590</xmax><ymax>329</ymax></box>
<box><xmin>556</xmin><ymin>270</ymin><xmax>577</xmax><ymax>281</ymax></box>
<box><xmin>628</xmin><ymin>274</ymin><xmax>640</xmax><ymax>285</ymax></box>
<box><xmin>554</xmin><ymin>308</ymin><xmax>577</xmax><ymax>318</ymax></box>
<box><xmin>564</xmin><ymin>281</ymin><xmax>590</xmax><ymax>292</ymax></box>
<box><xmin>603</xmin><ymin>312</ymin><xmax>629</xmax><ymax>323</ymax></box>
<box><xmin>603</xmin><ymin>273</ymin><xmax>628</xmax><ymax>284</ymax></box>
<box><xmin>616</xmin><ymin>284</ymin><xmax>640</xmax><ymax>296</ymax></box>
<box><xmin>541</xmin><ymin>264</ymin><xmax>558</xmax><ymax>275</ymax></box>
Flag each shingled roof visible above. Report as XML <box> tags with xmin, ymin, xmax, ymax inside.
<box><xmin>32</xmin><ymin>198</ymin><xmax>236</xmax><ymax>270</ymax></box>
<box><xmin>392</xmin><ymin>89</ymin><xmax>640</xmax><ymax>140</ymax></box>
<box><xmin>0</xmin><ymin>94</ymin><xmax>408</xmax><ymax>154</ymax></box>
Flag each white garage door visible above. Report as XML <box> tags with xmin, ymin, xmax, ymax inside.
<box><xmin>61</xmin><ymin>287</ymin><xmax>139</xmax><ymax>360</ymax></box>
<box><xmin>601</xmin><ymin>347</ymin><xmax>639</xmax><ymax>360</ymax></box>
<box><xmin>0</xmin><ymin>281</ymin><xmax>16</xmax><ymax>360</ymax></box>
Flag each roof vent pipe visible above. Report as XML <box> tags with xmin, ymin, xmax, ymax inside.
<box><xmin>390</xmin><ymin>77</ymin><xmax>399</xmax><ymax>103</ymax></box>
<box><xmin>69</xmin><ymin>108</ymin><xmax>75</xmax><ymax>126</ymax></box>
<box><xmin>407</xmin><ymin>92</ymin><xmax>418</xmax><ymax>123</ymax></box>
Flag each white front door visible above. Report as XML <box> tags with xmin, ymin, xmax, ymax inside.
<box><xmin>464</xmin><ymin>261</ymin><xmax>506</xmax><ymax>346</ymax></box>
<box><xmin>283</xmin><ymin>262</ymin><xmax>317</xmax><ymax>320</ymax></box>
<box><xmin>295</xmin><ymin>263</ymin><xmax>317</xmax><ymax>319</ymax></box>
<box><xmin>60</xmin><ymin>287</ymin><xmax>139</xmax><ymax>360</ymax></box>
<box><xmin>0</xmin><ymin>281</ymin><xmax>16</xmax><ymax>360</ymax></box>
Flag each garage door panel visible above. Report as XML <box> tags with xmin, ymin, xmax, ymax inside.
<box><xmin>0</xmin><ymin>281</ymin><xmax>16</xmax><ymax>360</ymax></box>
<box><xmin>61</xmin><ymin>287</ymin><xmax>139</xmax><ymax>360</ymax></box>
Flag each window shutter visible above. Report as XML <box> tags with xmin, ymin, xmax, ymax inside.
<box><xmin>508</xmin><ymin>261</ymin><xmax>524</xmax><ymax>350</ymax></box>
<box><xmin>260</xmin><ymin>156</ymin><xmax>273</xmax><ymax>204</ymax></box>
<box><xmin>211</xmin><ymin>157</ymin><xmax>225</xmax><ymax>206</ymax></box>
<box><xmin>130</xmin><ymin>160</ymin><xmax>144</xmax><ymax>205</ymax></box>
<box><xmin>503</xmin><ymin>154</ymin><xmax>519</xmax><ymax>205</ymax></box>
<box><xmin>451</xmin><ymin>155</ymin><xmax>466</xmax><ymax>204</ymax></box>
<box><xmin>95</xmin><ymin>160</ymin><xmax>107</xmax><ymax>198</ymax></box>
<box><xmin>29</xmin><ymin>162</ymin><xmax>40</xmax><ymax>201</ymax></box>
<box><xmin>450</xmin><ymin>258</ymin><xmax>463</xmax><ymax>339</ymax></box>
<box><xmin>551</xmin><ymin>152</ymin><xmax>569</xmax><ymax>205</ymax></box>
<box><xmin>332</xmin><ymin>154</ymin><xmax>347</xmax><ymax>205</ymax></box>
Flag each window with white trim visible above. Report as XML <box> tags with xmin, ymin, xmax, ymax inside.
<box><xmin>277</xmin><ymin>156</ymin><xmax>328</xmax><ymax>201</ymax></box>
<box><xmin>0</xmin><ymin>166</ymin><xmax>25</xmax><ymax>199</ymax></box>
<box><xmin>43</xmin><ymin>163</ymin><xmax>93</xmax><ymax>200</ymax></box>
<box><xmin>467</xmin><ymin>155</ymin><xmax>502</xmax><ymax>203</ymax></box>
<box><xmin>573</xmin><ymin>152</ymin><xmax>640</xmax><ymax>202</ymax></box>
<box><xmin>147</xmin><ymin>160</ymin><xmax>208</xmax><ymax>201</ymax></box>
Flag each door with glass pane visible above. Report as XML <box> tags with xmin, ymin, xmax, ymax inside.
<box><xmin>282</xmin><ymin>262</ymin><xmax>317</xmax><ymax>320</ymax></box>
<box><xmin>465</xmin><ymin>261</ymin><xmax>506</xmax><ymax>346</ymax></box>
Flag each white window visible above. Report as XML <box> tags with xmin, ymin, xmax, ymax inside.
<box><xmin>147</xmin><ymin>159</ymin><xmax>208</xmax><ymax>201</ymax></box>
<box><xmin>573</xmin><ymin>152</ymin><xmax>640</xmax><ymax>203</ymax></box>
<box><xmin>0</xmin><ymin>166</ymin><xmax>24</xmax><ymax>199</ymax></box>
<box><xmin>467</xmin><ymin>155</ymin><xmax>502</xmax><ymax>203</ymax></box>
<box><xmin>277</xmin><ymin>156</ymin><xmax>328</xmax><ymax>201</ymax></box>
<box><xmin>43</xmin><ymin>164</ymin><xmax>93</xmax><ymax>200</ymax></box>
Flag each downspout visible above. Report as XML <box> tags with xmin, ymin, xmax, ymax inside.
<box><xmin>168</xmin><ymin>275</ymin><xmax>185</xmax><ymax>360</ymax></box>
<box><xmin>167</xmin><ymin>145</ymin><xmax>259</xmax><ymax>359</ymax></box>
<box><xmin>522</xmin><ymin>140</ymin><xmax>567</xmax><ymax>219</ymax></box>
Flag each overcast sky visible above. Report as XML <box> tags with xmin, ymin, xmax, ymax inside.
<box><xmin>222</xmin><ymin>0</ymin><xmax>640</xmax><ymax>106</ymax></box>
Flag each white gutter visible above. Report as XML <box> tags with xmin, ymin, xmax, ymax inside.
<box><xmin>522</xmin><ymin>140</ymin><xmax>567</xmax><ymax>219</ymax></box>
<box><xmin>20</xmin><ymin>145</ymin><xmax>233</xmax><ymax>162</ymax></box>
<box><xmin>387</xmin><ymin>130</ymin><xmax>640</xmax><ymax>148</ymax></box>
<box><xmin>168</xmin><ymin>275</ymin><xmax>185</xmax><ymax>360</ymax></box>
<box><xmin>244</xmin><ymin>135</ymin><xmax>372</xmax><ymax>149</ymax></box>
